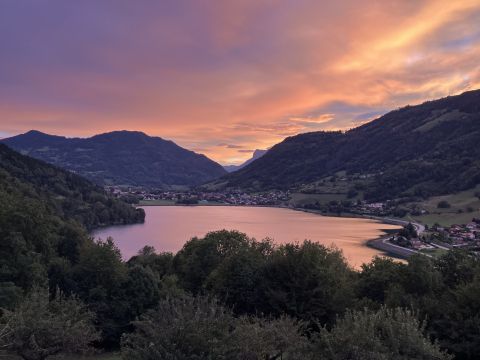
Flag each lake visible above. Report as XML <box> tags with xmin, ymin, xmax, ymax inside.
<box><xmin>93</xmin><ymin>206</ymin><xmax>401</xmax><ymax>268</ymax></box>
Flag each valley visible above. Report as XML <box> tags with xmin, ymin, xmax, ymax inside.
<box><xmin>3</xmin><ymin>3</ymin><xmax>480</xmax><ymax>358</ymax></box>
<box><xmin>2</xmin><ymin>88</ymin><xmax>480</xmax><ymax>360</ymax></box>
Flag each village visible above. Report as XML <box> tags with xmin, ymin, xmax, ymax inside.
<box><xmin>107</xmin><ymin>185</ymin><xmax>480</xmax><ymax>257</ymax></box>
<box><xmin>106</xmin><ymin>186</ymin><xmax>291</xmax><ymax>206</ymax></box>
<box><xmin>390</xmin><ymin>219</ymin><xmax>480</xmax><ymax>255</ymax></box>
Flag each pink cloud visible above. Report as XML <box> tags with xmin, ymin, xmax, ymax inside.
<box><xmin>0</xmin><ymin>0</ymin><xmax>479</xmax><ymax>163</ymax></box>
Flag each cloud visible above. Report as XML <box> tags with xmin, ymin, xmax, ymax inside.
<box><xmin>290</xmin><ymin>113</ymin><xmax>334</xmax><ymax>124</ymax></box>
<box><xmin>217</xmin><ymin>143</ymin><xmax>244</xmax><ymax>149</ymax></box>
<box><xmin>0</xmin><ymin>0</ymin><xmax>479</xmax><ymax>163</ymax></box>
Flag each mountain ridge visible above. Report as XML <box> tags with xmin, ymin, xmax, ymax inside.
<box><xmin>2</xmin><ymin>130</ymin><xmax>227</xmax><ymax>187</ymax></box>
<box><xmin>214</xmin><ymin>89</ymin><xmax>480</xmax><ymax>201</ymax></box>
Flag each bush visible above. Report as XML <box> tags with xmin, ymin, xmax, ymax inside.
<box><xmin>226</xmin><ymin>316</ymin><xmax>309</xmax><ymax>360</ymax></box>
<box><xmin>256</xmin><ymin>241</ymin><xmax>355</xmax><ymax>325</ymax></box>
<box><xmin>121</xmin><ymin>296</ymin><xmax>233</xmax><ymax>360</ymax></box>
<box><xmin>121</xmin><ymin>295</ymin><xmax>308</xmax><ymax>360</ymax></box>
<box><xmin>347</xmin><ymin>189</ymin><xmax>358</xmax><ymax>199</ymax></box>
<box><xmin>313</xmin><ymin>307</ymin><xmax>452</xmax><ymax>360</ymax></box>
<box><xmin>437</xmin><ymin>200</ymin><xmax>451</xmax><ymax>209</ymax></box>
<box><xmin>0</xmin><ymin>287</ymin><xmax>99</xmax><ymax>360</ymax></box>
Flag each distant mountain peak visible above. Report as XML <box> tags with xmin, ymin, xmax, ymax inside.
<box><xmin>24</xmin><ymin>129</ymin><xmax>45</xmax><ymax>135</ymax></box>
<box><xmin>22</xmin><ymin>129</ymin><xmax>63</xmax><ymax>138</ymax></box>
<box><xmin>94</xmin><ymin>130</ymin><xmax>148</xmax><ymax>137</ymax></box>
<box><xmin>224</xmin><ymin>149</ymin><xmax>268</xmax><ymax>173</ymax></box>
<box><xmin>2</xmin><ymin>130</ymin><xmax>226</xmax><ymax>187</ymax></box>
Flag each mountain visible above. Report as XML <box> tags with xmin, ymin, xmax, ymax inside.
<box><xmin>0</xmin><ymin>143</ymin><xmax>145</xmax><ymax>230</ymax></box>
<box><xmin>0</xmin><ymin>140</ymin><xmax>145</xmax><ymax>309</ymax></box>
<box><xmin>223</xmin><ymin>149</ymin><xmax>268</xmax><ymax>172</ymax></box>
<box><xmin>2</xmin><ymin>130</ymin><xmax>227</xmax><ymax>187</ymax></box>
<box><xmin>215</xmin><ymin>89</ymin><xmax>480</xmax><ymax>201</ymax></box>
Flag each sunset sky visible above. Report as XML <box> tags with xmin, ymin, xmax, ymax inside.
<box><xmin>1</xmin><ymin>1</ymin><xmax>480</xmax><ymax>164</ymax></box>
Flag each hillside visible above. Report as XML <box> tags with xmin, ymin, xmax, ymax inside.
<box><xmin>215</xmin><ymin>89</ymin><xmax>480</xmax><ymax>200</ymax></box>
<box><xmin>224</xmin><ymin>149</ymin><xmax>268</xmax><ymax>172</ymax></box>
<box><xmin>2</xmin><ymin>130</ymin><xmax>227</xmax><ymax>187</ymax></box>
<box><xmin>0</xmin><ymin>143</ymin><xmax>144</xmax><ymax>229</ymax></box>
<box><xmin>0</xmin><ymin>143</ymin><xmax>144</xmax><ymax>307</ymax></box>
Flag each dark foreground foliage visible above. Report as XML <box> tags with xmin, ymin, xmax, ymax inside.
<box><xmin>121</xmin><ymin>294</ymin><xmax>450</xmax><ymax>360</ymax></box>
<box><xmin>0</xmin><ymin>287</ymin><xmax>99</xmax><ymax>360</ymax></box>
<box><xmin>0</xmin><ymin>144</ymin><xmax>144</xmax><ymax>346</ymax></box>
<box><xmin>123</xmin><ymin>230</ymin><xmax>478</xmax><ymax>359</ymax></box>
<box><xmin>1</xmin><ymin>145</ymin><xmax>479</xmax><ymax>359</ymax></box>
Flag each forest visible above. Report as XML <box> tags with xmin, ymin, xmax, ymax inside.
<box><xmin>1</xmin><ymin>143</ymin><xmax>479</xmax><ymax>359</ymax></box>
<box><xmin>218</xmin><ymin>89</ymin><xmax>480</xmax><ymax>201</ymax></box>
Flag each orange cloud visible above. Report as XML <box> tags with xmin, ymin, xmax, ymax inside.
<box><xmin>0</xmin><ymin>0</ymin><xmax>479</xmax><ymax>164</ymax></box>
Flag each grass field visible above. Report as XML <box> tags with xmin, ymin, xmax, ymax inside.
<box><xmin>406</xmin><ymin>185</ymin><xmax>480</xmax><ymax>226</ymax></box>
<box><xmin>419</xmin><ymin>248</ymin><xmax>449</xmax><ymax>258</ymax></box>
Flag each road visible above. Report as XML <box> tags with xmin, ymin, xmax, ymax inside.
<box><xmin>367</xmin><ymin>216</ymin><xmax>433</xmax><ymax>259</ymax></box>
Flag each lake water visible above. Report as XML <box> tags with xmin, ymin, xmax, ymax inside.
<box><xmin>93</xmin><ymin>206</ymin><xmax>401</xmax><ymax>268</ymax></box>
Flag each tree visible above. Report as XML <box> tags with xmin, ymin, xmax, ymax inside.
<box><xmin>434</xmin><ymin>249</ymin><xmax>478</xmax><ymax>287</ymax></box>
<box><xmin>0</xmin><ymin>287</ymin><xmax>99</xmax><ymax>360</ymax></box>
<box><xmin>121</xmin><ymin>295</ymin><xmax>234</xmax><ymax>360</ymax></box>
<box><xmin>435</xmin><ymin>274</ymin><xmax>480</xmax><ymax>359</ymax></box>
<box><xmin>347</xmin><ymin>189</ymin><xmax>358</xmax><ymax>199</ymax></box>
<box><xmin>123</xmin><ymin>265</ymin><xmax>160</xmax><ymax>318</ymax></box>
<box><xmin>205</xmin><ymin>244</ymin><xmax>268</xmax><ymax>314</ymax></box>
<box><xmin>226</xmin><ymin>316</ymin><xmax>310</xmax><ymax>360</ymax></box>
<box><xmin>437</xmin><ymin>200</ymin><xmax>451</xmax><ymax>209</ymax></box>
<box><xmin>313</xmin><ymin>307</ymin><xmax>452</xmax><ymax>360</ymax></box>
<box><xmin>121</xmin><ymin>295</ymin><xmax>309</xmax><ymax>360</ymax></box>
<box><xmin>426</xmin><ymin>261</ymin><xmax>480</xmax><ymax>359</ymax></box>
<box><xmin>257</xmin><ymin>241</ymin><xmax>354</xmax><ymax>325</ymax></box>
<box><xmin>72</xmin><ymin>238</ymin><xmax>131</xmax><ymax>347</ymax></box>
<box><xmin>128</xmin><ymin>246</ymin><xmax>174</xmax><ymax>279</ymax></box>
<box><xmin>356</xmin><ymin>256</ymin><xmax>407</xmax><ymax>304</ymax></box>
<box><xmin>173</xmin><ymin>230</ymin><xmax>263</xmax><ymax>293</ymax></box>
<box><xmin>398</xmin><ymin>222</ymin><xmax>418</xmax><ymax>239</ymax></box>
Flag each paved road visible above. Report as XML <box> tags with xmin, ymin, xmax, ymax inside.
<box><xmin>367</xmin><ymin>216</ymin><xmax>431</xmax><ymax>259</ymax></box>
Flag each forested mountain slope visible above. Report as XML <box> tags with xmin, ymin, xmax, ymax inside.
<box><xmin>217</xmin><ymin>89</ymin><xmax>480</xmax><ymax>200</ymax></box>
<box><xmin>3</xmin><ymin>130</ymin><xmax>227</xmax><ymax>187</ymax></box>
<box><xmin>0</xmin><ymin>145</ymin><xmax>478</xmax><ymax>360</ymax></box>
<box><xmin>0</xmin><ymin>143</ymin><xmax>144</xmax><ymax>229</ymax></box>
<box><xmin>0</xmin><ymin>144</ymin><xmax>144</xmax><ymax>306</ymax></box>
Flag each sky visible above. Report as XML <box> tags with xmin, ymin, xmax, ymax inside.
<box><xmin>1</xmin><ymin>1</ymin><xmax>480</xmax><ymax>165</ymax></box>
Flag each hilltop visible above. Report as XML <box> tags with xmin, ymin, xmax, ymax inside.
<box><xmin>214</xmin><ymin>89</ymin><xmax>480</xmax><ymax>201</ymax></box>
<box><xmin>2</xmin><ymin>130</ymin><xmax>227</xmax><ymax>187</ymax></box>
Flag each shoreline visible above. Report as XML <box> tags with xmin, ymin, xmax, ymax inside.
<box><xmin>293</xmin><ymin>208</ymin><xmax>424</xmax><ymax>260</ymax></box>
<box><xmin>137</xmin><ymin>202</ymin><xmax>422</xmax><ymax>260</ymax></box>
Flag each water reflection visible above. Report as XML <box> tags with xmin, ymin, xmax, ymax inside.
<box><xmin>93</xmin><ymin>206</ymin><xmax>401</xmax><ymax>268</ymax></box>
